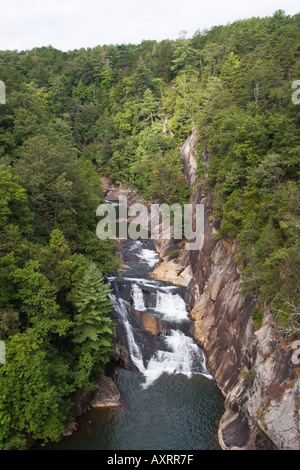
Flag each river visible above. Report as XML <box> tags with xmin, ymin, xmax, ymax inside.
<box><xmin>45</xmin><ymin>235</ymin><xmax>224</xmax><ymax>450</ymax></box>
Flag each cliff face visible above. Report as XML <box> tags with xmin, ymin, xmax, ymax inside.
<box><xmin>102</xmin><ymin>146</ymin><xmax>300</xmax><ymax>449</ymax></box>
<box><xmin>177</xmin><ymin>132</ymin><xmax>300</xmax><ymax>450</ymax></box>
<box><xmin>189</xmin><ymin>236</ymin><xmax>300</xmax><ymax>450</ymax></box>
<box><xmin>152</xmin><ymin>133</ymin><xmax>299</xmax><ymax>449</ymax></box>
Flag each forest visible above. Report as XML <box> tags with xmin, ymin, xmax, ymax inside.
<box><xmin>0</xmin><ymin>9</ymin><xmax>299</xmax><ymax>449</ymax></box>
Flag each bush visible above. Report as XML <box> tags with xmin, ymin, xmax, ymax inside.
<box><xmin>168</xmin><ymin>250</ymin><xmax>179</xmax><ymax>259</ymax></box>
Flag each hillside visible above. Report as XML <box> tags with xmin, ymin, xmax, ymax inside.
<box><xmin>0</xmin><ymin>9</ymin><xmax>299</xmax><ymax>449</ymax></box>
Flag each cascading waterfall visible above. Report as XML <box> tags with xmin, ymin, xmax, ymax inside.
<box><xmin>109</xmin><ymin>239</ymin><xmax>213</xmax><ymax>390</ymax></box>
<box><xmin>154</xmin><ymin>291</ymin><xmax>189</xmax><ymax>322</ymax></box>
<box><xmin>111</xmin><ymin>294</ymin><xmax>146</xmax><ymax>373</ymax></box>
<box><xmin>142</xmin><ymin>330</ymin><xmax>212</xmax><ymax>389</ymax></box>
<box><xmin>131</xmin><ymin>284</ymin><xmax>146</xmax><ymax>312</ymax></box>
<box><xmin>131</xmin><ymin>281</ymin><xmax>189</xmax><ymax>322</ymax></box>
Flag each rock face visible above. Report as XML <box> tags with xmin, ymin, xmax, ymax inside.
<box><xmin>178</xmin><ymin>131</ymin><xmax>300</xmax><ymax>450</ymax></box>
<box><xmin>72</xmin><ymin>376</ymin><xmax>122</xmax><ymax>416</ymax></box>
<box><xmin>180</xmin><ymin>127</ymin><xmax>198</xmax><ymax>189</ymax></box>
<box><xmin>129</xmin><ymin>307</ymin><xmax>168</xmax><ymax>338</ymax></box>
<box><xmin>67</xmin><ymin>376</ymin><xmax>122</xmax><ymax>437</ymax></box>
<box><xmin>91</xmin><ymin>376</ymin><xmax>122</xmax><ymax>408</ymax></box>
<box><xmin>151</xmin><ymin>249</ymin><xmax>196</xmax><ymax>291</ymax></box>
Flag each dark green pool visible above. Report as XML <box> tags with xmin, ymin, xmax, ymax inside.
<box><xmin>45</xmin><ymin>368</ymin><xmax>224</xmax><ymax>450</ymax></box>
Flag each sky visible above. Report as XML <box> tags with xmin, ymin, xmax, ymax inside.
<box><xmin>0</xmin><ymin>0</ymin><xmax>299</xmax><ymax>51</ymax></box>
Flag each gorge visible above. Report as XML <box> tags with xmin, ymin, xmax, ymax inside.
<box><xmin>46</xmin><ymin>225</ymin><xmax>225</xmax><ymax>450</ymax></box>
<box><xmin>51</xmin><ymin>130</ymin><xmax>300</xmax><ymax>450</ymax></box>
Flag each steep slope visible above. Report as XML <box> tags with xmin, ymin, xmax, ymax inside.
<box><xmin>152</xmin><ymin>131</ymin><xmax>300</xmax><ymax>450</ymax></box>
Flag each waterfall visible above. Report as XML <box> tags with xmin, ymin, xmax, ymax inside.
<box><xmin>111</xmin><ymin>294</ymin><xmax>146</xmax><ymax>373</ymax></box>
<box><xmin>140</xmin><ymin>248</ymin><xmax>159</xmax><ymax>268</ymax></box>
<box><xmin>107</xmin><ymin>232</ymin><xmax>213</xmax><ymax>390</ymax></box>
<box><xmin>131</xmin><ymin>284</ymin><xmax>146</xmax><ymax>311</ymax></box>
<box><xmin>112</xmin><ymin>288</ymin><xmax>213</xmax><ymax>388</ymax></box>
<box><xmin>142</xmin><ymin>330</ymin><xmax>212</xmax><ymax>389</ymax></box>
<box><xmin>131</xmin><ymin>282</ymin><xmax>188</xmax><ymax>322</ymax></box>
<box><xmin>154</xmin><ymin>291</ymin><xmax>189</xmax><ymax>322</ymax></box>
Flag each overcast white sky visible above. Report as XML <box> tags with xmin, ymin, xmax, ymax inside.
<box><xmin>0</xmin><ymin>0</ymin><xmax>299</xmax><ymax>51</ymax></box>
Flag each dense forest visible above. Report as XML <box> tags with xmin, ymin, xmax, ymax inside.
<box><xmin>0</xmin><ymin>9</ymin><xmax>299</xmax><ymax>449</ymax></box>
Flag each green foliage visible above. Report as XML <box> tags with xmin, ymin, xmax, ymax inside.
<box><xmin>0</xmin><ymin>331</ymin><xmax>72</xmax><ymax>449</ymax></box>
<box><xmin>0</xmin><ymin>164</ymin><xmax>32</xmax><ymax>232</ymax></box>
<box><xmin>168</xmin><ymin>250</ymin><xmax>179</xmax><ymax>259</ymax></box>
<box><xmin>0</xmin><ymin>308</ymin><xmax>20</xmax><ymax>340</ymax></box>
<box><xmin>0</xmin><ymin>10</ymin><xmax>299</xmax><ymax>447</ymax></box>
<box><xmin>251</xmin><ymin>306</ymin><xmax>263</xmax><ymax>329</ymax></box>
<box><xmin>72</xmin><ymin>261</ymin><xmax>114</xmax><ymax>376</ymax></box>
<box><xmin>130</xmin><ymin>123</ymin><xmax>189</xmax><ymax>204</ymax></box>
<box><xmin>0</xmin><ymin>46</ymin><xmax>120</xmax><ymax>448</ymax></box>
<box><xmin>171</xmin><ymin>36</ymin><xmax>197</xmax><ymax>78</ymax></box>
<box><xmin>192</xmin><ymin>13</ymin><xmax>300</xmax><ymax>336</ymax></box>
<box><xmin>241</xmin><ymin>369</ymin><xmax>256</xmax><ymax>387</ymax></box>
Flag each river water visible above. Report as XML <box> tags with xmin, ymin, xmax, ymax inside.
<box><xmin>46</xmin><ymin>238</ymin><xmax>224</xmax><ymax>450</ymax></box>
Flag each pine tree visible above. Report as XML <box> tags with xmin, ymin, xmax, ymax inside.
<box><xmin>72</xmin><ymin>261</ymin><xmax>114</xmax><ymax>371</ymax></box>
<box><xmin>140</xmin><ymin>88</ymin><xmax>158</xmax><ymax>124</ymax></box>
<box><xmin>171</xmin><ymin>37</ymin><xmax>197</xmax><ymax>78</ymax></box>
<box><xmin>136</xmin><ymin>57</ymin><xmax>154</xmax><ymax>95</ymax></box>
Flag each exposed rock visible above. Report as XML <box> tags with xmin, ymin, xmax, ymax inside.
<box><xmin>181</xmin><ymin>128</ymin><xmax>300</xmax><ymax>449</ymax></box>
<box><xmin>91</xmin><ymin>376</ymin><xmax>122</xmax><ymax>408</ymax></box>
<box><xmin>106</xmin><ymin>187</ymin><xmax>144</xmax><ymax>206</ymax></box>
<box><xmin>113</xmin><ymin>341</ymin><xmax>132</xmax><ymax>370</ymax></box>
<box><xmin>72</xmin><ymin>376</ymin><xmax>122</xmax><ymax>417</ymax></box>
<box><xmin>180</xmin><ymin>127</ymin><xmax>198</xmax><ymax>189</ymax></box>
<box><xmin>62</xmin><ymin>419</ymin><xmax>78</xmax><ymax>437</ymax></box>
<box><xmin>129</xmin><ymin>307</ymin><xmax>167</xmax><ymax>338</ymax></box>
<box><xmin>189</xmin><ymin>232</ymin><xmax>300</xmax><ymax>449</ymax></box>
<box><xmin>72</xmin><ymin>385</ymin><xmax>97</xmax><ymax>418</ymax></box>
<box><xmin>151</xmin><ymin>256</ymin><xmax>195</xmax><ymax>290</ymax></box>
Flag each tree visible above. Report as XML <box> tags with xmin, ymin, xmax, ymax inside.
<box><xmin>0</xmin><ymin>164</ymin><xmax>32</xmax><ymax>256</ymax></box>
<box><xmin>171</xmin><ymin>37</ymin><xmax>197</xmax><ymax>78</ymax></box>
<box><xmin>72</xmin><ymin>79</ymin><xmax>93</xmax><ymax>104</ymax></box>
<box><xmin>0</xmin><ymin>164</ymin><xmax>31</xmax><ymax>230</ymax></box>
<box><xmin>0</xmin><ymin>307</ymin><xmax>20</xmax><ymax>340</ymax></box>
<box><xmin>0</xmin><ymin>330</ymin><xmax>72</xmax><ymax>449</ymax></box>
<box><xmin>14</xmin><ymin>135</ymin><xmax>73</xmax><ymax>236</ymax></box>
<box><xmin>220</xmin><ymin>52</ymin><xmax>240</xmax><ymax>86</ymax></box>
<box><xmin>72</xmin><ymin>261</ymin><xmax>114</xmax><ymax>376</ymax></box>
<box><xmin>135</xmin><ymin>57</ymin><xmax>154</xmax><ymax>94</ymax></box>
<box><xmin>11</xmin><ymin>259</ymin><xmax>72</xmax><ymax>336</ymax></box>
<box><xmin>139</xmin><ymin>88</ymin><xmax>158</xmax><ymax>125</ymax></box>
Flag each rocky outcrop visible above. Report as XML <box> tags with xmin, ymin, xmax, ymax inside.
<box><xmin>129</xmin><ymin>307</ymin><xmax>168</xmax><ymax>338</ymax></box>
<box><xmin>66</xmin><ymin>376</ymin><xmax>123</xmax><ymax>437</ymax></box>
<box><xmin>192</xmin><ymin>239</ymin><xmax>300</xmax><ymax>449</ymax></box>
<box><xmin>91</xmin><ymin>376</ymin><xmax>122</xmax><ymax>408</ymax></box>
<box><xmin>151</xmin><ymin>251</ymin><xmax>196</xmax><ymax>291</ymax></box>
<box><xmin>180</xmin><ymin>127</ymin><xmax>198</xmax><ymax>189</ymax></box>
<box><xmin>179</xmin><ymin>131</ymin><xmax>300</xmax><ymax>450</ymax></box>
<box><xmin>72</xmin><ymin>376</ymin><xmax>122</xmax><ymax>416</ymax></box>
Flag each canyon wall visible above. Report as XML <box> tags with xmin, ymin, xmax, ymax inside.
<box><xmin>152</xmin><ymin>131</ymin><xmax>300</xmax><ymax>450</ymax></box>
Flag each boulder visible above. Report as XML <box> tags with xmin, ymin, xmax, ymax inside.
<box><xmin>91</xmin><ymin>376</ymin><xmax>122</xmax><ymax>408</ymax></box>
